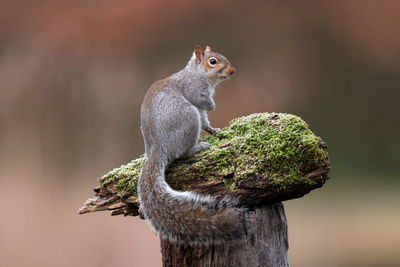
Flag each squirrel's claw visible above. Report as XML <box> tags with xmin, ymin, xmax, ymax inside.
<box><xmin>205</xmin><ymin>127</ymin><xmax>221</xmax><ymax>135</ymax></box>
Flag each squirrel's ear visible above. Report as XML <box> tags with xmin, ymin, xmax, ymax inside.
<box><xmin>193</xmin><ymin>45</ymin><xmax>204</xmax><ymax>64</ymax></box>
<box><xmin>205</xmin><ymin>45</ymin><xmax>212</xmax><ymax>52</ymax></box>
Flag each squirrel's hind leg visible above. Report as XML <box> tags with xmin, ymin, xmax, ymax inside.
<box><xmin>185</xmin><ymin>141</ymin><xmax>210</xmax><ymax>157</ymax></box>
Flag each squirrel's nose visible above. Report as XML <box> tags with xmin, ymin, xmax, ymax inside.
<box><xmin>228</xmin><ymin>66</ymin><xmax>235</xmax><ymax>76</ymax></box>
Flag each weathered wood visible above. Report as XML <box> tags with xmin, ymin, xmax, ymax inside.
<box><xmin>161</xmin><ymin>203</ymin><xmax>289</xmax><ymax>267</ymax></box>
<box><xmin>79</xmin><ymin>113</ymin><xmax>330</xmax><ymax>217</ymax></box>
<box><xmin>78</xmin><ymin>165</ymin><xmax>328</xmax><ymax>217</ymax></box>
<box><xmin>78</xmin><ymin>113</ymin><xmax>330</xmax><ymax>267</ymax></box>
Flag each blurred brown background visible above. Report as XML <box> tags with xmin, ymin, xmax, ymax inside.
<box><xmin>1</xmin><ymin>1</ymin><xmax>399</xmax><ymax>266</ymax></box>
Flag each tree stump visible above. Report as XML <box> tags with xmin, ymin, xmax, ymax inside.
<box><xmin>79</xmin><ymin>113</ymin><xmax>330</xmax><ymax>267</ymax></box>
<box><xmin>161</xmin><ymin>203</ymin><xmax>289</xmax><ymax>267</ymax></box>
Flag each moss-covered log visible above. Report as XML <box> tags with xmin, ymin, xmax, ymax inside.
<box><xmin>79</xmin><ymin>113</ymin><xmax>330</xmax><ymax>217</ymax></box>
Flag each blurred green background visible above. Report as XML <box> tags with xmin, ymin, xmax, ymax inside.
<box><xmin>0</xmin><ymin>1</ymin><xmax>399</xmax><ymax>266</ymax></box>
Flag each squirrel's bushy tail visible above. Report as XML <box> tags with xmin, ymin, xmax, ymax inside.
<box><xmin>138</xmin><ymin>146</ymin><xmax>246</xmax><ymax>245</ymax></box>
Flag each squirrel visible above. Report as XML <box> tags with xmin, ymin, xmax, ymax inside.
<box><xmin>138</xmin><ymin>45</ymin><xmax>246</xmax><ymax>245</ymax></box>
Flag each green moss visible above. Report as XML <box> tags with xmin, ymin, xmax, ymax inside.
<box><xmin>98</xmin><ymin>113</ymin><xmax>329</xmax><ymax>195</ymax></box>
<box><xmin>99</xmin><ymin>156</ymin><xmax>146</xmax><ymax>195</ymax></box>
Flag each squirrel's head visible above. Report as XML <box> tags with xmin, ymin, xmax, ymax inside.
<box><xmin>188</xmin><ymin>45</ymin><xmax>235</xmax><ymax>84</ymax></box>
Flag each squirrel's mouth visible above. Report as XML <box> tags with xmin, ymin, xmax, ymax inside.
<box><xmin>218</xmin><ymin>74</ymin><xmax>231</xmax><ymax>79</ymax></box>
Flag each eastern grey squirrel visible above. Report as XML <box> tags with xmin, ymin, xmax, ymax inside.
<box><xmin>138</xmin><ymin>45</ymin><xmax>246</xmax><ymax>245</ymax></box>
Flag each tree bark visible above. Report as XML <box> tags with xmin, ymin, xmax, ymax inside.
<box><xmin>160</xmin><ymin>203</ymin><xmax>289</xmax><ymax>267</ymax></box>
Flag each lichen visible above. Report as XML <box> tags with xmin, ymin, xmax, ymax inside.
<box><xmin>98</xmin><ymin>113</ymin><xmax>329</xmax><ymax>195</ymax></box>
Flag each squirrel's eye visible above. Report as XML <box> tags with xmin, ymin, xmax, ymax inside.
<box><xmin>209</xmin><ymin>58</ymin><xmax>217</xmax><ymax>66</ymax></box>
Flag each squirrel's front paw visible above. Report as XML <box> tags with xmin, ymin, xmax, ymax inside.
<box><xmin>205</xmin><ymin>127</ymin><xmax>221</xmax><ymax>134</ymax></box>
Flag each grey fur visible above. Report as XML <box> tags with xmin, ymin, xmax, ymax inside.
<box><xmin>138</xmin><ymin>46</ymin><xmax>245</xmax><ymax>245</ymax></box>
